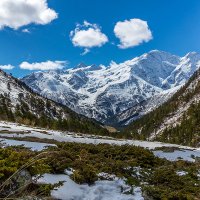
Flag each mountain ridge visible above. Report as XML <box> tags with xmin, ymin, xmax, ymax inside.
<box><xmin>125</xmin><ymin>68</ymin><xmax>200</xmax><ymax>147</ymax></box>
<box><xmin>22</xmin><ymin>50</ymin><xmax>200</xmax><ymax>126</ymax></box>
<box><xmin>0</xmin><ymin>69</ymin><xmax>108</xmax><ymax>135</ymax></box>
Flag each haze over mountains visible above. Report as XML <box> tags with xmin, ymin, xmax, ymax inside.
<box><xmin>22</xmin><ymin>50</ymin><xmax>200</xmax><ymax>126</ymax></box>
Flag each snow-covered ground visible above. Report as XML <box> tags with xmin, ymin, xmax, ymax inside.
<box><xmin>37</xmin><ymin>173</ymin><xmax>144</xmax><ymax>200</ymax></box>
<box><xmin>0</xmin><ymin>138</ymin><xmax>55</xmax><ymax>151</ymax></box>
<box><xmin>1</xmin><ymin>121</ymin><xmax>200</xmax><ymax>200</ymax></box>
<box><xmin>0</xmin><ymin>121</ymin><xmax>200</xmax><ymax>162</ymax></box>
<box><xmin>176</xmin><ymin>170</ymin><xmax>188</xmax><ymax>176</ymax></box>
<box><xmin>153</xmin><ymin>149</ymin><xmax>200</xmax><ymax>162</ymax></box>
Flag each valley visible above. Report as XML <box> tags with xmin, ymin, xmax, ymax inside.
<box><xmin>0</xmin><ymin>121</ymin><xmax>200</xmax><ymax>199</ymax></box>
<box><xmin>1</xmin><ymin>0</ymin><xmax>199</xmax><ymax>199</ymax></box>
<box><xmin>0</xmin><ymin>49</ymin><xmax>200</xmax><ymax>200</ymax></box>
<box><xmin>22</xmin><ymin>50</ymin><xmax>200</xmax><ymax>126</ymax></box>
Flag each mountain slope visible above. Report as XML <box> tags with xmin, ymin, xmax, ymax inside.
<box><xmin>22</xmin><ymin>50</ymin><xmax>200</xmax><ymax>126</ymax></box>
<box><xmin>125</xmin><ymin>69</ymin><xmax>200</xmax><ymax>147</ymax></box>
<box><xmin>0</xmin><ymin>70</ymin><xmax>108</xmax><ymax>135</ymax></box>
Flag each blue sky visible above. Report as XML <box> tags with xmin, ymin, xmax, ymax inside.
<box><xmin>0</xmin><ymin>0</ymin><xmax>200</xmax><ymax>77</ymax></box>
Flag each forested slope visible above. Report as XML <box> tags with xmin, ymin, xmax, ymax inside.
<box><xmin>125</xmin><ymin>69</ymin><xmax>200</xmax><ymax>147</ymax></box>
<box><xmin>0</xmin><ymin>70</ymin><xmax>108</xmax><ymax>136</ymax></box>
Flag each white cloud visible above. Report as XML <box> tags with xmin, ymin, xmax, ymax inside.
<box><xmin>20</xmin><ymin>60</ymin><xmax>67</xmax><ymax>70</ymax></box>
<box><xmin>0</xmin><ymin>0</ymin><xmax>58</xmax><ymax>30</ymax></box>
<box><xmin>0</xmin><ymin>64</ymin><xmax>15</xmax><ymax>70</ymax></box>
<box><xmin>70</xmin><ymin>21</ymin><xmax>108</xmax><ymax>55</ymax></box>
<box><xmin>114</xmin><ymin>18</ymin><xmax>153</xmax><ymax>49</ymax></box>
<box><xmin>22</xmin><ymin>28</ymin><xmax>30</xmax><ymax>33</ymax></box>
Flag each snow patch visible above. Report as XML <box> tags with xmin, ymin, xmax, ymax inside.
<box><xmin>37</xmin><ymin>173</ymin><xmax>144</xmax><ymax>200</ymax></box>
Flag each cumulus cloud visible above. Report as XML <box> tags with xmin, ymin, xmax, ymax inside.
<box><xmin>19</xmin><ymin>60</ymin><xmax>67</xmax><ymax>70</ymax></box>
<box><xmin>70</xmin><ymin>21</ymin><xmax>108</xmax><ymax>55</ymax></box>
<box><xmin>0</xmin><ymin>64</ymin><xmax>15</xmax><ymax>70</ymax></box>
<box><xmin>114</xmin><ymin>18</ymin><xmax>153</xmax><ymax>49</ymax></box>
<box><xmin>0</xmin><ymin>0</ymin><xmax>58</xmax><ymax>30</ymax></box>
<box><xmin>22</xmin><ymin>28</ymin><xmax>30</xmax><ymax>33</ymax></box>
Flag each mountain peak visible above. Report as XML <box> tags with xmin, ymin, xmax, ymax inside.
<box><xmin>149</xmin><ymin>49</ymin><xmax>167</xmax><ymax>54</ymax></box>
<box><xmin>184</xmin><ymin>51</ymin><xmax>200</xmax><ymax>59</ymax></box>
<box><xmin>22</xmin><ymin>50</ymin><xmax>200</xmax><ymax>126</ymax></box>
<box><xmin>73</xmin><ymin>63</ymin><xmax>102</xmax><ymax>71</ymax></box>
<box><xmin>89</xmin><ymin>64</ymin><xmax>102</xmax><ymax>71</ymax></box>
<box><xmin>74</xmin><ymin>62</ymin><xmax>87</xmax><ymax>69</ymax></box>
<box><xmin>147</xmin><ymin>49</ymin><xmax>176</xmax><ymax>58</ymax></box>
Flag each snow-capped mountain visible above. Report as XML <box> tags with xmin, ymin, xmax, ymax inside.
<box><xmin>0</xmin><ymin>69</ymin><xmax>108</xmax><ymax>135</ymax></box>
<box><xmin>0</xmin><ymin>70</ymin><xmax>68</xmax><ymax>121</ymax></box>
<box><xmin>22</xmin><ymin>50</ymin><xmax>200</xmax><ymax>126</ymax></box>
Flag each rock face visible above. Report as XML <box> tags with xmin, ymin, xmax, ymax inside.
<box><xmin>22</xmin><ymin>50</ymin><xmax>200</xmax><ymax>126</ymax></box>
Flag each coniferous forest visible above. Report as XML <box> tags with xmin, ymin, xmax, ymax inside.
<box><xmin>125</xmin><ymin>70</ymin><xmax>200</xmax><ymax>147</ymax></box>
<box><xmin>0</xmin><ymin>70</ymin><xmax>109</xmax><ymax>136</ymax></box>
